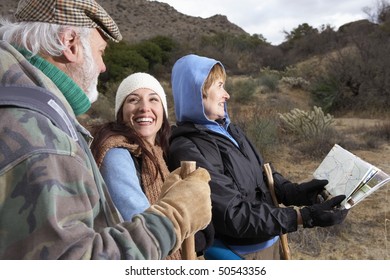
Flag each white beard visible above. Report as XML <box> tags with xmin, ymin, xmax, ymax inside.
<box><xmin>67</xmin><ymin>37</ymin><xmax>100</xmax><ymax>103</ymax></box>
<box><xmin>81</xmin><ymin>39</ymin><xmax>100</xmax><ymax>103</ymax></box>
<box><xmin>85</xmin><ymin>77</ymin><xmax>99</xmax><ymax>103</ymax></box>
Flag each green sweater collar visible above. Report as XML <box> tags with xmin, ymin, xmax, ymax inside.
<box><xmin>19</xmin><ymin>49</ymin><xmax>91</xmax><ymax>116</ymax></box>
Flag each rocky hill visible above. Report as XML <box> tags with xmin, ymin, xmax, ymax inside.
<box><xmin>0</xmin><ymin>0</ymin><xmax>248</xmax><ymax>43</ymax></box>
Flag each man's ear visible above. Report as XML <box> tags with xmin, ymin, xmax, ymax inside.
<box><xmin>61</xmin><ymin>28</ymin><xmax>82</xmax><ymax>63</ymax></box>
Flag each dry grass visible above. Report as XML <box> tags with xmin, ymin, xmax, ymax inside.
<box><xmin>271</xmin><ymin>124</ymin><xmax>390</xmax><ymax>260</ymax></box>
<box><xmin>229</xmin><ymin>78</ymin><xmax>390</xmax><ymax>260</ymax></box>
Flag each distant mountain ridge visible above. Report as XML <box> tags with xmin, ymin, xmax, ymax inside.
<box><xmin>0</xmin><ymin>0</ymin><xmax>248</xmax><ymax>43</ymax></box>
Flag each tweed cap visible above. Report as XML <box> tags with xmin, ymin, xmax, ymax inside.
<box><xmin>15</xmin><ymin>0</ymin><xmax>122</xmax><ymax>42</ymax></box>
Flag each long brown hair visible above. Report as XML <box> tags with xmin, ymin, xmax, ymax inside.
<box><xmin>90</xmin><ymin>105</ymin><xmax>171</xmax><ymax>180</ymax></box>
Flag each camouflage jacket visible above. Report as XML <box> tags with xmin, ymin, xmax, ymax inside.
<box><xmin>0</xmin><ymin>41</ymin><xmax>176</xmax><ymax>259</ymax></box>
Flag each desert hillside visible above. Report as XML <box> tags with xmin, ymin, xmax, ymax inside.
<box><xmin>0</xmin><ymin>0</ymin><xmax>247</xmax><ymax>43</ymax></box>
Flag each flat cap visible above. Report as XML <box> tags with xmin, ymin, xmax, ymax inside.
<box><xmin>15</xmin><ymin>0</ymin><xmax>122</xmax><ymax>42</ymax></box>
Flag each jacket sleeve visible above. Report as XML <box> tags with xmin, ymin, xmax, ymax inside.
<box><xmin>0</xmin><ymin>152</ymin><xmax>176</xmax><ymax>260</ymax></box>
<box><xmin>100</xmin><ymin>148</ymin><xmax>150</xmax><ymax>221</ymax></box>
<box><xmin>168</xmin><ymin>135</ymin><xmax>298</xmax><ymax>242</ymax></box>
<box><xmin>0</xmin><ymin>109</ymin><xmax>175</xmax><ymax>259</ymax></box>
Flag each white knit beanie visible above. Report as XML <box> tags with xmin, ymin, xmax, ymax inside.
<box><xmin>115</xmin><ymin>72</ymin><xmax>168</xmax><ymax>119</ymax></box>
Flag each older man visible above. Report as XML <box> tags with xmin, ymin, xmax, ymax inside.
<box><xmin>0</xmin><ymin>0</ymin><xmax>211</xmax><ymax>260</ymax></box>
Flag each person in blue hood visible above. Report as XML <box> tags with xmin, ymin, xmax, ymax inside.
<box><xmin>168</xmin><ymin>54</ymin><xmax>349</xmax><ymax>260</ymax></box>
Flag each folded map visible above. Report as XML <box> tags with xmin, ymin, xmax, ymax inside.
<box><xmin>313</xmin><ymin>144</ymin><xmax>390</xmax><ymax>209</ymax></box>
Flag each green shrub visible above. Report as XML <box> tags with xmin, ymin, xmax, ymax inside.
<box><xmin>229</xmin><ymin>78</ymin><xmax>257</xmax><ymax>104</ymax></box>
<box><xmin>233</xmin><ymin>105</ymin><xmax>280</xmax><ymax>160</ymax></box>
<box><xmin>100</xmin><ymin>41</ymin><xmax>148</xmax><ymax>86</ymax></box>
<box><xmin>134</xmin><ymin>41</ymin><xmax>163</xmax><ymax>69</ymax></box>
<box><xmin>257</xmin><ymin>67</ymin><xmax>281</xmax><ymax>92</ymax></box>
<box><xmin>246</xmin><ymin>117</ymin><xmax>280</xmax><ymax>159</ymax></box>
<box><xmin>310</xmin><ymin>78</ymin><xmax>341</xmax><ymax>112</ymax></box>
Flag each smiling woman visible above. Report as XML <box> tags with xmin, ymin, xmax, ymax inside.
<box><xmin>122</xmin><ymin>89</ymin><xmax>164</xmax><ymax>144</ymax></box>
<box><xmin>168</xmin><ymin>54</ymin><xmax>349</xmax><ymax>260</ymax></box>
<box><xmin>90</xmin><ymin>73</ymin><xmax>181</xmax><ymax>260</ymax></box>
<box><xmin>202</xmin><ymin>63</ymin><xmax>229</xmax><ymax>121</ymax></box>
<box><xmin>90</xmin><ymin>72</ymin><xmax>215</xmax><ymax>260</ymax></box>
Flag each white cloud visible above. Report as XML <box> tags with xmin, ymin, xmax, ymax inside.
<box><xmin>151</xmin><ymin>0</ymin><xmax>376</xmax><ymax>45</ymax></box>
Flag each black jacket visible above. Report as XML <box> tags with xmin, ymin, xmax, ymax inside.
<box><xmin>168</xmin><ymin>122</ymin><xmax>298</xmax><ymax>245</ymax></box>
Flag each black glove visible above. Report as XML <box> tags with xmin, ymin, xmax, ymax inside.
<box><xmin>195</xmin><ymin>223</ymin><xmax>215</xmax><ymax>256</ymax></box>
<box><xmin>276</xmin><ymin>179</ymin><xmax>329</xmax><ymax>206</ymax></box>
<box><xmin>300</xmin><ymin>195</ymin><xmax>349</xmax><ymax>228</ymax></box>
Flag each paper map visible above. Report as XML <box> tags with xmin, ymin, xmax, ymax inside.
<box><xmin>313</xmin><ymin>144</ymin><xmax>390</xmax><ymax>209</ymax></box>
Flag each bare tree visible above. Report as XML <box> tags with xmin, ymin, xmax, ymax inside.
<box><xmin>363</xmin><ymin>0</ymin><xmax>390</xmax><ymax>24</ymax></box>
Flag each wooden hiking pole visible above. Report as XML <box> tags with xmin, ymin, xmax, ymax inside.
<box><xmin>263</xmin><ymin>163</ymin><xmax>291</xmax><ymax>260</ymax></box>
<box><xmin>180</xmin><ymin>161</ymin><xmax>197</xmax><ymax>260</ymax></box>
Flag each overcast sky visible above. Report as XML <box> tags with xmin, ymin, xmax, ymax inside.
<box><xmin>151</xmin><ymin>0</ymin><xmax>377</xmax><ymax>45</ymax></box>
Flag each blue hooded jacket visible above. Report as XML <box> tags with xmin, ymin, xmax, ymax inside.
<box><xmin>169</xmin><ymin>54</ymin><xmax>299</xmax><ymax>256</ymax></box>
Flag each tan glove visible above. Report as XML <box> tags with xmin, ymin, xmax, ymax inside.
<box><xmin>146</xmin><ymin>167</ymin><xmax>212</xmax><ymax>252</ymax></box>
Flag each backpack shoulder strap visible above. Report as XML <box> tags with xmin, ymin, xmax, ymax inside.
<box><xmin>0</xmin><ymin>85</ymin><xmax>78</xmax><ymax>142</ymax></box>
<box><xmin>0</xmin><ymin>85</ymin><xmax>123</xmax><ymax>225</ymax></box>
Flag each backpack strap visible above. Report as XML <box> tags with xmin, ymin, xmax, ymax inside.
<box><xmin>0</xmin><ymin>85</ymin><xmax>78</xmax><ymax>142</ymax></box>
<box><xmin>0</xmin><ymin>85</ymin><xmax>121</xmax><ymax>225</ymax></box>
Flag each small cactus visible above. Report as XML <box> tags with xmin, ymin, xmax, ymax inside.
<box><xmin>279</xmin><ymin>106</ymin><xmax>334</xmax><ymax>138</ymax></box>
<box><xmin>280</xmin><ymin>76</ymin><xmax>310</xmax><ymax>89</ymax></box>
